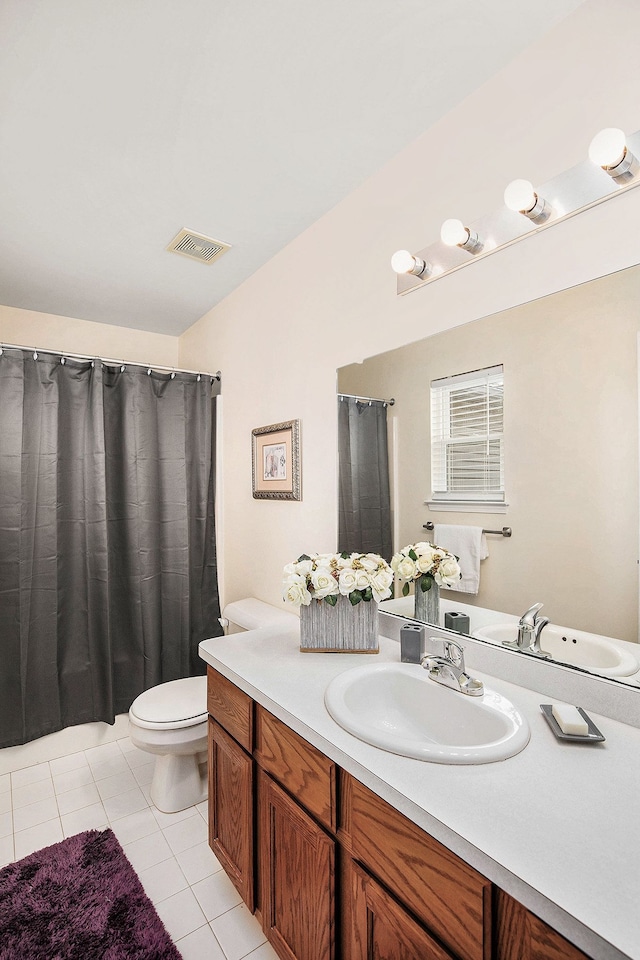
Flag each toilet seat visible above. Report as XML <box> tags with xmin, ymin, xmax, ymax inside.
<box><xmin>130</xmin><ymin>676</ymin><xmax>207</xmax><ymax>731</ymax></box>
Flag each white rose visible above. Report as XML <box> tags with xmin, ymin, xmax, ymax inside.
<box><xmin>395</xmin><ymin>555</ymin><xmax>417</xmax><ymax>581</ymax></box>
<box><xmin>354</xmin><ymin>570</ymin><xmax>370</xmax><ymax>590</ymax></box>
<box><xmin>434</xmin><ymin>556</ymin><xmax>461</xmax><ymax>587</ymax></box>
<box><xmin>336</xmin><ymin>553</ymin><xmax>358</xmax><ymax>569</ymax></box>
<box><xmin>358</xmin><ymin>554</ymin><xmax>380</xmax><ymax>573</ymax></box>
<box><xmin>295</xmin><ymin>558</ymin><xmax>314</xmax><ymax>576</ymax></box>
<box><xmin>316</xmin><ymin>553</ymin><xmax>336</xmax><ymax>567</ymax></box>
<box><xmin>416</xmin><ymin>547</ymin><xmax>436</xmax><ymax>574</ymax></box>
<box><xmin>283</xmin><ymin>574</ymin><xmax>312</xmax><ymax>606</ymax></box>
<box><xmin>370</xmin><ymin>568</ymin><xmax>393</xmax><ymax>602</ymax></box>
<box><xmin>338</xmin><ymin>567</ymin><xmax>358</xmax><ymax>596</ymax></box>
<box><xmin>311</xmin><ymin>567</ymin><xmax>339</xmax><ymax>599</ymax></box>
<box><xmin>413</xmin><ymin>542</ymin><xmax>432</xmax><ymax>554</ymax></box>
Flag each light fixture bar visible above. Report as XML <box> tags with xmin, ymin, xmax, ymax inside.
<box><xmin>397</xmin><ymin>127</ymin><xmax>640</xmax><ymax>296</ymax></box>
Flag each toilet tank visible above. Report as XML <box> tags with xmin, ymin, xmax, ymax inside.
<box><xmin>221</xmin><ymin>598</ymin><xmax>298</xmax><ymax>634</ymax></box>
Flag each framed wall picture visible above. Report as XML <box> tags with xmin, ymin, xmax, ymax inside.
<box><xmin>252</xmin><ymin>420</ymin><xmax>301</xmax><ymax>500</ymax></box>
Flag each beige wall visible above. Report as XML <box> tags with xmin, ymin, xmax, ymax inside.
<box><xmin>339</xmin><ymin>268</ymin><xmax>640</xmax><ymax>642</ymax></box>
<box><xmin>178</xmin><ymin>0</ymin><xmax>640</xmax><ymax>618</ymax></box>
<box><xmin>0</xmin><ymin>304</ymin><xmax>179</xmax><ymax>366</ymax></box>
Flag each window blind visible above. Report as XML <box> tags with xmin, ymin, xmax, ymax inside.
<box><xmin>430</xmin><ymin>365</ymin><xmax>504</xmax><ymax>502</ymax></box>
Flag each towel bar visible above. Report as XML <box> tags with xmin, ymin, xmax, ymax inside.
<box><xmin>423</xmin><ymin>522</ymin><xmax>512</xmax><ymax>538</ymax></box>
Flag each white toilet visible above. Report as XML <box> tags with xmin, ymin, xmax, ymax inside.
<box><xmin>128</xmin><ymin>598</ymin><xmax>298</xmax><ymax>813</ymax></box>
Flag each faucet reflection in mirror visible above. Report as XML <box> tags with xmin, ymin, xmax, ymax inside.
<box><xmin>503</xmin><ymin>602</ymin><xmax>551</xmax><ymax>658</ymax></box>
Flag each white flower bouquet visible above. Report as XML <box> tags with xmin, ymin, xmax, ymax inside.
<box><xmin>391</xmin><ymin>541</ymin><xmax>461</xmax><ymax>596</ymax></box>
<box><xmin>283</xmin><ymin>552</ymin><xmax>394</xmax><ymax>608</ymax></box>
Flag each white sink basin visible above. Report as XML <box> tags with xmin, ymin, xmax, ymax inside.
<box><xmin>474</xmin><ymin>623</ymin><xmax>639</xmax><ymax>678</ymax></box>
<box><xmin>324</xmin><ymin>662</ymin><xmax>529</xmax><ymax>764</ymax></box>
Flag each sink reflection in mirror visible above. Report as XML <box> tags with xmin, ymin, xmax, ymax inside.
<box><xmin>380</xmin><ymin>595</ymin><xmax>640</xmax><ymax>686</ymax></box>
<box><xmin>475</xmin><ymin>622</ymin><xmax>640</xmax><ymax>678</ymax></box>
<box><xmin>338</xmin><ymin>263</ymin><xmax>640</xmax><ymax>689</ymax></box>
<box><xmin>324</xmin><ymin>662</ymin><xmax>530</xmax><ymax>764</ymax></box>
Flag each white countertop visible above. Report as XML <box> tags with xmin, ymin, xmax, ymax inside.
<box><xmin>199</xmin><ymin>625</ymin><xmax>640</xmax><ymax>960</ymax></box>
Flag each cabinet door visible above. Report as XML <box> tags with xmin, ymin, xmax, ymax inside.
<box><xmin>208</xmin><ymin>718</ymin><xmax>254</xmax><ymax>911</ymax></box>
<box><xmin>258</xmin><ymin>769</ymin><xmax>335</xmax><ymax>960</ymax></box>
<box><xmin>495</xmin><ymin>890</ymin><xmax>591</xmax><ymax>960</ymax></box>
<box><xmin>349</xmin><ymin>860</ymin><xmax>454</xmax><ymax>960</ymax></box>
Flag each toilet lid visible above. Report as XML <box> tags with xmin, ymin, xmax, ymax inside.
<box><xmin>130</xmin><ymin>676</ymin><xmax>207</xmax><ymax>725</ymax></box>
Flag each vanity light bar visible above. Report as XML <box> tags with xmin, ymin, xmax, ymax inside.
<box><xmin>395</xmin><ymin>126</ymin><xmax>640</xmax><ymax>295</ymax></box>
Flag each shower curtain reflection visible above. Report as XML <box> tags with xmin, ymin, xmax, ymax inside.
<box><xmin>338</xmin><ymin>396</ymin><xmax>392</xmax><ymax>559</ymax></box>
<box><xmin>0</xmin><ymin>349</ymin><xmax>223</xmax><ymax>748</ymax></box>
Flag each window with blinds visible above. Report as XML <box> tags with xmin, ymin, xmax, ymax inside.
<box><xmin>430</xmin><ymin>365</ymin><xmax>504</xmax><ymax>502</ymax></box>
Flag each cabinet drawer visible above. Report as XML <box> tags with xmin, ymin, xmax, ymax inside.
<box><xmin>207</xmin><ymin>666</ymin><xmax>253</xmax><ymax>752</ymax></box>
<box><xmin>254</xmin><ymin>705</ymin><xmax>337</xmax><ymax>832</ymax></box>
<box><xmin>343</xmin><ymin>774</ymin><xmax>491</xmax><ymax>960</ymax></box>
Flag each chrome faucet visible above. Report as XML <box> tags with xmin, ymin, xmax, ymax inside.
<box><xmin>502</xmin><ymin>602</ymin><xmax>550</xmax><ymax>657</ymax></box>
<box><xmin>420</xmin><ymin>637</ymin><xmax>484</xmax><ymax>697</ymax></box>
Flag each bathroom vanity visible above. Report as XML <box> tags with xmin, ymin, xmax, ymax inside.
<box><xmin>199</xmin><ymin>624</ymin><xmax>640</xmax><ymax>960</ymax></box>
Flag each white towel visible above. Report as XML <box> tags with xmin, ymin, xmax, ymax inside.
<box><xmin>432</xmin><ymin>524</ymin><xmax>488</xmax><ymax>595</ymax></box>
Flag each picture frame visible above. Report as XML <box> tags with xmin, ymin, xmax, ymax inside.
<box><xmin>252</xmin><ymin>419</ymin><xmax>301</xmax><ymax>500</ymax></box>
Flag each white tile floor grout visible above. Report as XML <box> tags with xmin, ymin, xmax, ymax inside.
<box><xmin>0</xmin><ymin>737</ymin><xmax>278</xmax><ymax>960</ymax></box>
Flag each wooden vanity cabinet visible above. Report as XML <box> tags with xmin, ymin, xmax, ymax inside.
<box><xmin>207</xmin><ymin>667</ymin><xmax>594</xmax><ymax>960</ymax></box>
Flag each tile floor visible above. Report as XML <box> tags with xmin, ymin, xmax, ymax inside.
<box><xmin>0</xmin><ymin>738</ymin><xmax>278</xmax><ymax>960</ymax></box>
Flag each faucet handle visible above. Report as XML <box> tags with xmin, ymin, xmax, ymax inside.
<box><xmin>443</xmin><ymin>638</ymin><xmax>464</xmax><ymax>669</ymax></box>
<box><xmin>423</xmin><ymin>636</ymin><xmax>466</xmax><ymax>670</ymax></box>
<box><xmin>520</xmin><ymin>602</ymin><xmax>544</xmax><ymax>625</ymax></box>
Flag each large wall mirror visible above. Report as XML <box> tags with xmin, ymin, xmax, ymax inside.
<box><xmin>337</xmin><ymin>263</ymin><xmax>640</xmax><ymax>688</ymax></box>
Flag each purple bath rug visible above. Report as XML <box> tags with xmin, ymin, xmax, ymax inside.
<box><xmin>0</xmin><ymin>828</ymin><xmax>182</xmax><ymax>959</ymax></box>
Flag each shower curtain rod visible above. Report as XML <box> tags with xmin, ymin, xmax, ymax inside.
<box><xmin>0</xmin><ymin>341</ymin><xmax>221</xmax><ymax>380</ymax></box>
<box><xmin>338</xmin><ymin>392</ymin><xmax>395</xmax><ymax>406</ymax></box>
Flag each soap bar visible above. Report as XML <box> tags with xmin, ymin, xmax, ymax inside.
<box><xmin>552</xmin><ymin>703</ymin><xmax>589</xmax><ymax>736</ymax></box>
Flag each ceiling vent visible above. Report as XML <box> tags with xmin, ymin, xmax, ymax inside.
<box><xmin>167</xmin><ymin>228</ymin><xmax>231</xmax><ymax>265</ymax></box>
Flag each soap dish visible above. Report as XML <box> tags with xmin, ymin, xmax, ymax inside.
<box><xmin>540</xmin><ymin>705</ymin><xmax>605</xmax><ymax>743</ymax></box>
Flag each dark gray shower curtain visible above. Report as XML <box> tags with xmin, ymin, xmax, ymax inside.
<box><xmin>338</xmin><ymin>397</ymin><xmax>392</xmax><ymax>559</ymax></box>
<box><xmin>0</xmin><ymin>349</ymin><xmax>222</xmax><ymax>748</ymax></box>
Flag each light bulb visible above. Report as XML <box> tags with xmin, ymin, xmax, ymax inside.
<box><xmin>390</xmin><ymin>249</ymin><xmax>427</xmax><ymax>276</ymax></box>
<box><xmin>440</xmin><ymin>219</ymin><xmax>469</xmax><ymax>247</ymax></box>
<box><xmin>503</xmin><ymin>179</ymin><xmax>550</xmax><ymax>220</ymax></box>
<box><xmin>504</xmin><ymin>179</ymin><xmax>537</xmax><ymax>213</ymax></box>
<box><xmin>440</xmin><ymin>218</ymin><xmax>482</xmax><ymax>253</ymax></box>
<box><xmin>588</xmin><ymin>128</ymin><xmax>627</xmax><ymax>169</ymax></box>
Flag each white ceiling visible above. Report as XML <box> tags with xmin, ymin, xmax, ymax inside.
<box><xmin>0</xmin><ymin>0</ymin><xmax>584</xmax><ymax>336</ymax></box>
